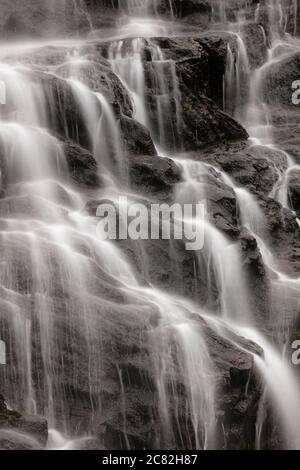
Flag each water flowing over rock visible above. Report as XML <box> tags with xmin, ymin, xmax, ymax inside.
<box><xmin>0</xmin><ymin>395</ymin><xmax>48</xmax><ymax>450</ymax></box>
<box><xmin>0</xmin><ymin>0</ymin><xmax>300</xmax><ymax>452</ymax></box>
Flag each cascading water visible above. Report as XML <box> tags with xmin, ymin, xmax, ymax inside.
<box><xmin>0</xmin><ymin>0</ymin><xmax>300</xmax><ymax>452</ymax></box>
<box><xmin>224</xmin><ymin>34</ymin><xmax>251</xmax><ymax>119</ymax></box>
<box><xmin>221</xmin><ymin>0</ymin><xmax>300</xmax><ymax>448</ymax></box>
<box><xmin>109</xmin><ymin>37</ymin><xmax>182</xmax><ymax>152</ymax></box>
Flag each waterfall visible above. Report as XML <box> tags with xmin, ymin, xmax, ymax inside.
<box><xmin>0</xmin><ymin>38</ymin><xmax>219</xmax><ymax>450</ymax></box>
<box><xmin>118</xmin><ymin>0</ymin><xmax>174</xmax><ymax>18</ymax></box>
<box><xmin>224</xmin><ymin>35</ymin><xmax>251</xmax><ymax>119</ymax></box>
<box><xmin>222</xmin><ymin>16</ymin><xmax>300</xmax><ymax>441</ymax></box>
<box><xmin>109</xmin><ymin>38</ymin><xmax>182</xmax><ymax>152</ymax></box>
<box><xmin>69</xmin><ymin>79</ymin><xmax>124</xmax><ymax>181</ymax></box>
<box><xmin>0</xmin><ymin>0</ymin><xmax>300</xmax><ymax>452</ymax></box>
<box><xmin>109</xmin><ymin>38</ymin><xmax>149</xmax><ymax>127</ymax></box>
<box><xmin>238</xmin><ymin>327</ymin><xmax>300</xmax><ymax>450</ymax></box>
<box><xmin>174</xmin><ymin>160</ymin><xmax>252</xmax><ymax>324</ymax></box>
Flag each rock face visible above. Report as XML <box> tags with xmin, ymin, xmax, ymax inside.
<box><xmin>0</xmin><ymin>395</ymin><xmax>48</xmax><ymax>450</ymax></box>
<box><xmin>241</xmin><ymin>22</ymin><xmax>268</xmax><ymax>69</ymax></box>
<box><xmin>146</xmin><ymin>36</ymin><xmax>248</xmax><ymax>150</ymax></box>
<box><xmin>120</xmin><ymin>116</ymin><xmax>157</xmax><ymax>158</ymax></box>
<box><xmin>97</xmin><ymin>318</ymin><xmax>263</xmax><ymax>450</ymax></box>
<box><xmin>129</xmin><ymin>154</ymin><xmax>182</xmax><ymax>197</ymax></box>
<box><xmin>205</xmin><ymin>324</ymin><xmax>263</xmax><ymax>450</ymax></box>
<box><xmin>63</xmin><ymin>140</ymin><xmax>100</xmax><ymax>187</ymax></box>
<box><xmin>1</xmin><ymin>0</ymin><xmax>300</xmax><ymax>453</ymax></box>
<box><xmin>288</xmin><ymin>168</ymin><xmax>300</xmax><ymax>216</ymax></box>
<box><xmin>0</xmin><ymin>28</ymin><xmax>264</xmax><ymax>451</ymax></box>
<box><xmin>199</xmin><ymin>142</ymin><xmax>280</xmax><ymax>197</ymax></box>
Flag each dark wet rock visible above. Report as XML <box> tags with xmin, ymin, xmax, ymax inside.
<box><xmin>120</xmin><ymin>234</ymin><xmax>214</xmax><ymax>305</ymax></box>
<box><xmin>16</xmin><ymin>68</ymin><xmax>90</xmax><ymax>148</ymax></box>
<box><xmin>99</xmin><ymin>33</ymin><xmax>248</xmax><ymax>150</ymax></box>
<box><xmin>204</xmin><ymin>323</ymin><xmax>262</xmax><ymax>450</ymax></box>
<box><xmin>119</xmin><ymin>116</ymin><xmax>157</xmax><ymax>157</ymax></box>
<box><xmin>179</xmin><ymin>94</ymin><xmax>248</xmax><ymax>150</ymax></box>
<box><xmin>129</xmin><ymin>155</ymin><xmax>182</xmax><ymax>198</ymax></box>
<box><xmin>239</xmin><ymin>229</ymin><xmax>271</xmax><ymax>325</ymax></box>
<box><xmin>145</xmin><ymin>36</ymin><xmax>248</xmax><ymax>150</ymax></box>
<box><xmin>63</xmin><ymin>140</ymin><xmax>100</xmax><ymax>188</ymax></box>
<box><xmin>152</xmin><ymin>35</ymin><xmax>227</xmax><ymax>105</ymax></box>
<box><xmin>241</xmin><ymin>22</ymin><xmax>268</xmax><ymax>69</ymax></box>
<box><xmin>0</xmin><ymin>395</ymin><xmax>48</xmax><ymax>450</ymax></box>
<box><xmin>161</xmin><ymin>0</ymin><xmax>258</xmax><ymax>23</ymax></box>
<box><xmin>0</xmin><ymin>0</ymin><xmax>298</xmax><ymax>453</ymax></box>
<box><xmin>96</xmin><ymin>316</ymin><xmax>263</xmax><ymax>450</ymax></box>
<box><xmin>165</xmin><ymin>0</ymin><xmax>211</xmax><ymax>17</ymax></box>
<box><xmin>198</xmin><ymin>142</ymin><xmax>280</xmax><ymax>197</ymax></box>
<box><xmin>1</xmin><ymin>59</ymin><xmax>129</xmax><ymax>148</ymax></box>
<box><xmin>182</xmin><ymin>164</ymin><xmax>240</xmax><ymax>237</ymax></box>
<box><xmin>262</xmin><ymin>198</ymin><xmax>300</xmax><ymax>275</ymax></box>
<box><xmin>159</xmin><ymin>0</ymin><xmax>212</xmax><ymax>25</ymax></box>
<box><xmin>240</xmin><ymin>229</ymin><xmax>266</xmax><ymax>277</ymax></box>
<box><xmin>55</xmin><ymin>53</ymin><xmax>133</xmax><ymax>118</ymax></box>
<box><xmin>84</xmin><ymin>192</ymin><xmax>219</xmax><ymax>307</ymax></box>
<box><xmin>288</xmin><ymin>168</ymin><xmax>300</xmax><ymax>216</ymax></box>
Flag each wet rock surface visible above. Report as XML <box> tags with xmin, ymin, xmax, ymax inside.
<box><xmin>148</xmin><ymin>36</ymin><xmax>249</xmax><ymax>149</ymax></box>
<box><xmin>0</xmin><ymin>0</ymin><xmax>300</xmax><ymax>453</ymax></box>
<box><xmin>288</xmin><ymin>168</ymin><xmax>300</xmax><ymax>216</ymax></box>
<box><xmin>0</xmin><ymin>395</ymin><xmax>48</xmax><ymax>450</ymax></box>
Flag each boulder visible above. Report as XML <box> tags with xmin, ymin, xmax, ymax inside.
<box><xmin>198</xmin><ymin>142</ymin><xmax>280</xmax><ymax>196</ymax></box>
<box><xmin>129</xmin><ymin>154</ymin><xmax>182</xmax><ymax>198</ymax></box>
<box><xmin>96</xmin><ymin>315</ymin><xmax>263</xmax><ymax>450</ymax></box>
<box><xmin>119</xmin><ymin>116</ymin><xmax>157</xmax><ymax>157</ymax></box>
<box><xmin>63</xmin><ymin>140</ymin><xmax>100</xmax><ymax>187</ymax></box>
